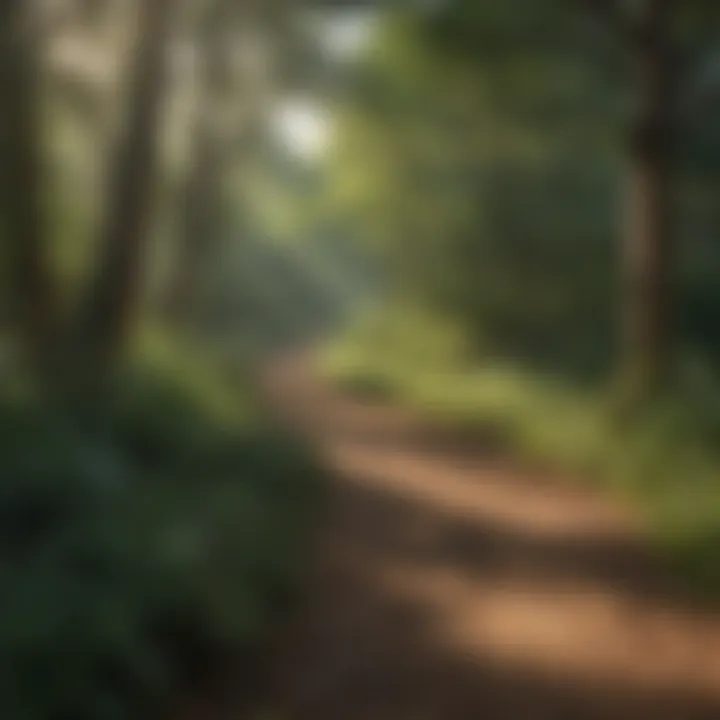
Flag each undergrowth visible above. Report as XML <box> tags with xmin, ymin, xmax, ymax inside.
<box><xmin>0</xmin><ymin>337</ymin><xmax>323</xmax><ymax>719</ymax></box>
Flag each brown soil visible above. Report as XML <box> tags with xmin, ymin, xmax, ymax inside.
<box><xmin>175</xmin><ymin>353</ymin><xmax>720</xmax><ymax>720</ymax></box>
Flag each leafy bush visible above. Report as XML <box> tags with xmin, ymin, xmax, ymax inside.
<box><xmin>0</xmin><ymin>347</ymin><xmax>322</xmax><ymax>719</ymax></box>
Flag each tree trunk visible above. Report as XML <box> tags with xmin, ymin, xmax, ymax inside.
<box><xmin>621</xmin><ymin>0</ymin><xmax>677</xmax><ymax>402</ymax></box>
<box><xmin>0</xmin><ymin>1</ymin><xmax>59</xmax><ymax>372</ymax></box>
<box><xmin>164</xmin><ymin>0</ymin><xmax>235</xmax><ymax>327</ymax></box>
<box><xmin>165</xmin><ymin>121</ymin><xmax>225</xmax><ymax>325</ymax></box>
<box><xmin>77</xmin><ymin>0</ymin><xmax>173</xmax><ymax>371</ymax></box>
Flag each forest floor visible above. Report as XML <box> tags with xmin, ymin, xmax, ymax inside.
<box><xmin>179</xmin><ymin>353</ymin><xmax>720</xmax><ymax>719</ymax></box>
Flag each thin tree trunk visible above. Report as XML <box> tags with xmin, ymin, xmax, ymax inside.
<box><xmin>165</xmin><ymin>121</ymin><xmax>225</xmax><ymax>325</ymax></box>
<box><xmin>621</xmin><ymin>0</ymin><xmax>677</xmax><ymax>401</ymax></box>
<box><xmin>164</xmin><ymin>0</ymin><xmax>234</xmax><ymax>326</ymax></box>
<box><xmin>0</xmin><ymin>1</ymin><xmax>59</xmax><ymax>372</ymax></box>
<box><xmin>77</xmin><ymin>0</ymin><xmax>173</xmax><ymax>371</ymax></box>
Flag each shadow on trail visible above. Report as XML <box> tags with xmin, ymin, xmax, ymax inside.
<box><xmin>330</xmin><ymin>479</ymin><xmax>675</xmax><ymax>605</ymax></box>
<box><xmin>272</xmin><ymin>477</ymin><xmax>720</xmax><ymax>719</ymax></box>
<box><xmin>254</xmin><ymin>356</ymin><xmax>720</xmax><ymax>719</ymax></box>
<box><xmin>277</xmin><ymin>578</ymin><xmax>720</xmax><ymax>719</ymax></box>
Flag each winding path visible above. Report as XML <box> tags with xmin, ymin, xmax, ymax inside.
<box><xmin>186</xmin><ymin>354</ymin><xmax>720</xmax><ymax>719</ymax></box>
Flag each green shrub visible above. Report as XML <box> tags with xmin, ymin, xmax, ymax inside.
<box><xmin>0</xmin><ymin>348</ymin><xmax>322</xmax><ymax>719</ymax></box>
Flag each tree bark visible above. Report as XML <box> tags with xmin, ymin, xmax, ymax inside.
<box><xmin>621</xmin><ymin>0</ymin><xmax>677</xmax><ymax>401</ymax></box>
<box><xmin>0</xmin><ymin>1</ymin><xmax>59</xmax><ymax>372</ymax></box>
<box><xmin>164</xmin><ymin>0</ymin><xmax>237</xmax><ymax>326</ymax></box>
<box><xmin>77</xmin><ymin>0</ymin><xmax>173</xmax><ymax>371</ymax></box>
<box><xmin>165</xmin><ymin>120</ymin><xmax>225</xmax><ymax>325</ymax></box>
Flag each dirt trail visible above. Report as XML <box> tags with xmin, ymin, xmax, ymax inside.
<box><xmin>224</xmin><ymin>356</ymin><xmax>720</xmax><ymax>719</ymax></box>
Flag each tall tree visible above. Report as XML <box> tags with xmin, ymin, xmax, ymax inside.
<box><xmin>578</xmin><ymin>0</ymin><xmax>678</xmax><ymax>400</ymax></box>
<box><xmin>165</xmin><ymin>0</ymin><xmax>287</xmax><ymax>328</ymax></box>
<box><xmin>76</xmin><ymin>0</ymin><xmax>175</xmax><ymax>372</ymax></box>
<box><xmin>0</xmin><ymin>1</ymin><xmax>59</xmax><ymax>371</ymax></box>
<box><xmin>425</xmin><ymin>0</ymin><xmax>720</xmax><ymax>398</ymax></box>
<box><xmin>165</xmin><ymin>0</ymin><xmax>236</xmax><ymax>325</ymax></box>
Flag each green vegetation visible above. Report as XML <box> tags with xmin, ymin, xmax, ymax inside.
<box><xmin>6</xmin><ymin>0</ymin><xmax>720</xmax><ymax>713</ymax></box>
<box><xmin>1</xmin><ymin>338</ymin><xmax>323</xmax><ymax>719</ymax></box>
<box><xmin>0</xmin><ymin>2</ymin><xmax>331</xmax><ymax>715</ymax></box>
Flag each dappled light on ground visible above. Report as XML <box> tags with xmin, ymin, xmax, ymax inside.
<box><xmin>251</xmin><ymin>356</ymin><xmax>720</xmax><ymax>719</ymax></box>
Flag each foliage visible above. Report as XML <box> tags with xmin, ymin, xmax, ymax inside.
<box><xmin>321</xmin><ymin>9</ymin><xmax>624</xmax><ymax>380</ymax></box>
<box><xmin>0</xmin><ymin>344</ymin><xmax>323</xmax><ymax>719</ymax></box>
<box><xmin>322</xmin><ymin>3</ymin><xmax>720</xmax><ymax>382</ymax></box>
<box><xmin>0</xmin><ymin>2</ymin><xmax>331</xmax><ymax>717</ymax></box>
